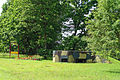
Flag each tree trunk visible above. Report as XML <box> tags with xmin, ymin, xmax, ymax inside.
<box><xmin>72</xmin><ymin>21</ymin><xmax>81</xmax><ymax>50</ymax></box>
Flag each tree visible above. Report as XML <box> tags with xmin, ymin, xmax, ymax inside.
<box><xmin>86</xmin><ymin>0</ymin><xmax>120</xmax><ymax>59</ymax></box>
<box><xmin>0</xmin><ymin>0</ymin><xmax>65</xmax><ymax>55</ymax></box>
<box><xmin>62</xmin><ymin>0</ymin><xmax>97</xmax><ymax>50</ymax></box>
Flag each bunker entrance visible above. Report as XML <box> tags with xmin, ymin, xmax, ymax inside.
<box><xmin>75</xmin><ymin>59</ymin><xmax>86</xmax><ymax>63</ymax></box>
<box><xmin>61</xmin><ymin>58</ymin><xmax>68</xmax><ymax>62</ymax></box>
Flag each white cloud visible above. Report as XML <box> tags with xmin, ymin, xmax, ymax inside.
<box><xmin>0</xmin><ymin>0</ymin><xmax>7</xmax><ymax>14</ymax></box>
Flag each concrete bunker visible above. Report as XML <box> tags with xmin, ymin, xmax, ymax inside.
<box><xmin>53</xmin><ymin>50</ymin><xmax>93</xmax><ymax>63</ymax></box>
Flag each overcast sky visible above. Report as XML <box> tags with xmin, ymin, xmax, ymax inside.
<box><xmin>0</xmin><ymin>0</ymin><xmax>7</xmax><ymax>14</ymax></box>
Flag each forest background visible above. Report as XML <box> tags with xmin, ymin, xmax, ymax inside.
<box><xmin>0</xmin><ymin>0</ymin><xmax>119</xmax><ymax>60</ymax></box>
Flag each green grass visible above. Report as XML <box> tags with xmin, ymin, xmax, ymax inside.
<box><xmin>0</xmin><ymin>53</ymin><xmax>28</xmax><ymax>59</ymax></box>
<box><xmin>0</xmin><ymin>57</ymin><xmax>120</xmax><ymax>80</ymax></box>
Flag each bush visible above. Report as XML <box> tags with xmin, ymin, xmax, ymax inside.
<box><xmin>37</xmin><ymin>49</ymin><xmax>53</xmax><ymax>60</ymax></box>
<box><xmin>31</xmin><ymin>55</ymin><xmax>43</xmax><ymax>60</ymax></box>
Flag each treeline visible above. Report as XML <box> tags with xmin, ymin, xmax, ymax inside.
<box><xmin>0</xmin><ymin>0</ymin><xmax>119</xmax><ymax>60</ymax></box>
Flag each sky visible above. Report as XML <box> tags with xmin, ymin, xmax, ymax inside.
<box><xmin>0</xmin><ymin>0</ymin><xmax>7</xmax><ymax>14</ymax></box>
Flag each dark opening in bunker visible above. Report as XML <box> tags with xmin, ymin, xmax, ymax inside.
<box><xmin>61</xmin><ymin>58</ymin><xmax>68</xmax><ymax>62</ymax></box>
<box><xmin>75</xmin><ymin>59</ymin><xmax>86</xmax><ymax>63</ymax></box>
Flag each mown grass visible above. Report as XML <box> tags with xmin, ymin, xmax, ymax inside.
<box><xmin>0</xmin><ymin>55</ymin><xmax>120</xmax><ymax>80</ymax></box>
<box><xmin>0</xmin><ymin>53</ymin><xmax>27</xmax><ymax>59</ymax></box>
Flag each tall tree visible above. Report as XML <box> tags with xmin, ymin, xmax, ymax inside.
<box><xmin>86</xmin><ymin>0</ymin><xmax>120</xmax><ymax>59</ymax></box>
<box><xmin>62</xmin><ymin>0</ymin><xmax>97</xmax><ymax>50</ymax></box>
<box><xmin>0</xmin><ymin>0</ymin><xmax>65</xmax><ymax>55</ymax></box>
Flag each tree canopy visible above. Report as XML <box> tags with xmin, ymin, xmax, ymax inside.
<box><xmin>0</xmin><ymin>0</ymin><xmax>119</xmax><ymax>60</ymax></box>
<box><xmin>0</xmin><ymin>0</ymin><xmax>65</xmax><ymax>55</ymax></box>
<box><xmin>86</xmin><ymin>0</ymin><xmax>120</xmax><ymax>59</ymax></box>
<box><xmin>62</xmin><ymin>0</ymin><xmax>97</xmax><ymax>50</ymax></box>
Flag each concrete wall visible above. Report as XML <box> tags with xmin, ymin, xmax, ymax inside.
<box><xmin>53</xmin><ymin>50</ymin><xmax>93</xmax><ymax>63</ymax></box>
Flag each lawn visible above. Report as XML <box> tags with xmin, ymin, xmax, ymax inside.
<box><xmin>0</xmin><ymin>57</ymin><xmax>120</xmax><ymax>80</ymax></box>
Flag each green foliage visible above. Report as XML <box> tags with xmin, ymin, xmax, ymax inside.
<box><xmin>31</xmin><ymin>55</ymin><xmax>43</xmax><ymax>60</ymax></box>
<box><xmin>62</xmin><ymin>0</ymin><xmax>97</xmax><ymax>50</ymax></box>
<box><xmin>86</xmin><ymin>0</ymin><xmax>120</xmax><ymax>59</ymax></box>
<box><xmin>63</xmin><ymin>36</ymin><xmax>87</xmax><ymax>50</ymax></box>
<box><xmin>0</xmin><ymin>0</ymin><xmax>65</xmax><ymax>55</ymax></box>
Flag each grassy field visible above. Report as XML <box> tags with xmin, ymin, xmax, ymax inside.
<box><xmin>0</xmin><ymin>57</ymin><xmax>120</xmax><ymax>80</ymax></box>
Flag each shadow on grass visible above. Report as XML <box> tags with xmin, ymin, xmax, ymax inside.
<box><xmin>106</xmin><ymin>69</ymin><xmax>120</xmax><ymax>74</ymax></box>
